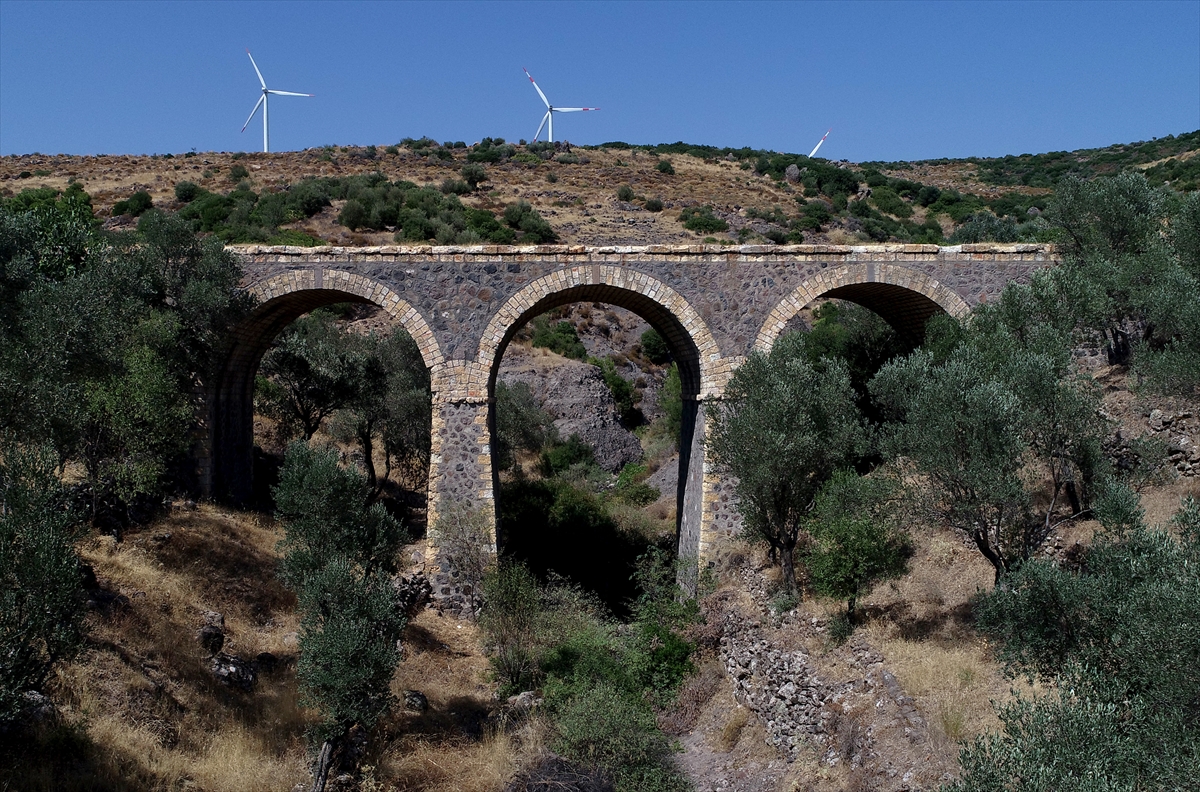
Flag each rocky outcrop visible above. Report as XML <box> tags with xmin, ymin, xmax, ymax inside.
<box><xmin>498</xmin><ymin>347</ymin><xmax>642</xmax><ymax>472</ymax></box>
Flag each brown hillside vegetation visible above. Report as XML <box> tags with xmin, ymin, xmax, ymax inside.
<box><xmin>3</xmin><ymin>357</ymin><xmax>1197</xmax><ymax>791</ymax></box>
<box><xmin>0</xmin><ymin>145</ymin><xmax>1024</xmax><ymax>248</ymax></box>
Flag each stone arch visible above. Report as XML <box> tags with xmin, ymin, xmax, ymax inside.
<box><xmin>755</xmin><ymin>262</ymin><xmax>971</xmax><ymax>352</ymax></box>
<box><xmin>204</xmin><ymin>269</ymin><xmax>443</xmax><ymax>504</ymax></box>
<box><xmin>476</xmin><ymin>265</ymin><xmax>727</xmax><ymax>399</ymax></box>
<box><xmin>474</xmin><ymin>266</ymin><xmax>729</xmax><ymax>589</ymax></box>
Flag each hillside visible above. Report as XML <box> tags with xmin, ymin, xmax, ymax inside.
<box><xmin>2</xmin><ymin>131</ymin><xmax>1196</xmax><ymax>248</ymax></box>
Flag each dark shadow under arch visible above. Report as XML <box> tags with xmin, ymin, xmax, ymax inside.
<box><xmin>207</xmin><ymin>288</ymin><xmax>435</xmax><ymax>505</ymax></box>
<box><xmin>483</xmin><ymin>283</ymin><xmax>710</xmax><ymax>593</ymax></box>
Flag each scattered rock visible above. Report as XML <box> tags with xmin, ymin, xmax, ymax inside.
<box><xmin>403</xmin><ymin>689</ymin><xmax>429</xmax><ymax>713</ymax></box>
<box><xmin>784</xmin><ymin>164</ymin><xmax>801</xmax><ymax>184</ymax></box>
<box><xmin>208</xmin><ymin>653</ymin><xmax>256</xmax><ymax>691</ymax></box>
<box><xmin>392</xmin><ymin>573</ymin><xmax>433</xmax><ymax>619</ymax></box>
<box><xmin>197</xmin><ymin>624</ymin><xmax>225</xmax><ymax>656</ymax></box>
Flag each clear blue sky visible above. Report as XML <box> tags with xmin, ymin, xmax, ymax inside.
<box><xmin>1</xmin><ymin>1</ymin><xmax>1197</xmax><ymax>161</ymax></box>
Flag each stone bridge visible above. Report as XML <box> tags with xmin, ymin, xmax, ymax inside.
<box><xmin>202</xmin><ymin>243</ymin><xmax>1055</xmax><ymax>585</ymax></box>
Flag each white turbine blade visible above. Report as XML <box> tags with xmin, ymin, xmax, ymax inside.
<box><xmin>246</xmin><ymin>49</ymin><xmax>266</xmax><ymax>89</ymax></box>
<box><xmin>241</xmin><ymin>94</ymin><xmax>265</xmax><ymax>132</ymax></box>
<box><xmin>809</xmin><ymin>128</ymin><xmax>831</xmax><ymax>158</ymax></box>
<box><xmin>523</xmin><ymin>67</ymin><xmax>551</xmax><ymax>108</ymax></box>
<box><xmin>533</xmin><ymin>111</ymin><xmax>549</xmax><ymax>142</ymax></box>
<box><xmin>267</xmin><ymin>90</ymin><xmax>314</xmax><ymax>97</ymax></box>
<box><xmin>553</xmin><ymin>107</ymin><xmax>597</xmax><ymax>113</ymax></box>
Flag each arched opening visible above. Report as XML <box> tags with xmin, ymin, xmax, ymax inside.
<box><xmin>477</xmin><ymin>274</ymin><xmax>720</xmax><ymax>608</ymax></box>
<box><xmin>756</xmin><ymin>262</ymin><xmax>970</xmax><ymax>353</ymax></box>
<box><xmin>206</xmin><ymin>274</ymin><xmax>442</xmax><ymax>511</ymax></box>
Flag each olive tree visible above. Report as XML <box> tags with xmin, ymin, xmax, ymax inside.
<box><xmin>1047</xmin><ymin>173</ymin><xmax>1200</xmax><ymax>389</ymax></box>
<box><xmin>807</xmin><ymin>470</ymin><xmax>912</xmax><ymax>623</ymax></box>
<box><xmin>0</xmin><ymin>443</ymin><xmax>85</xmax><ymax>725</ymax></box>
<box><xmin>706</xmin><ymin>333</ymin><xmax>868</xmax><ymax>593</ymax></box>
<box><xmin>947</xmin><ymin>495</ymin><xmax>1200</xmax><ymax>791</ymax></box>
<box><xmin>274</xmin><ymin>442</ymin><xmax>409</xmax><ymax>791</ymax></box>
<box><xmin>257</xmin><ymin>310</ymin><xmax>369</xmax><ymax>441</ymax></box>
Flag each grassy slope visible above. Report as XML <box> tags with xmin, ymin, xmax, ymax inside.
<box><xmin>2</xmin><ymin>130</ymin><xmax>1195</xmax><ymax>247</ymax></box>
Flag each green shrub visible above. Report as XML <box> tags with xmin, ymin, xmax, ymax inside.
<box><xmin>617</xmin><ymin>184</ymin><xmax>635</xmax><ymax>202</ymax></box>
<box><xmin>480</xmin><ymin>563</ymin><xmax>542</xmax><ymax>694</ymax></box>
<box><xmin>0</xmin><ymin>445</ymin><xmax>86</xmax><ymax>725</ymax></box>
<box><xmin>640</xmin><ymin>328</ymin><xmax>670</xmax><ymax>364</ymax></box>
<box><xmin>228</xmin><ymin>164</ymin><xmax>250</xmax><ymax>182</ymax></box>
<box><xmin>530</xmin><ymin>315</ymin><xmax>586</xmax><ymax>358</ymax></box>
<box><xmin>659</xmin><ymin>363</ymin><xmax>682</xmax><ymax>443</ymax></box>
<box><xmin>555</xmin><ymin>152</ymin><xmax>581</xmax><ymax>164</ymax></box>
<box><xmin>615</xmin><ymin>463</ymin><xmax>659</xmax><ymax>507</ymax></box>
<box><xmin>591</xmin><ymin>356</ymin><xmax>636</xmax><ymax>424</ymax></box>
<box><xmin>553</xmin><ymin>683</ymin><xmax>688</xmax><ymax>792</ymax></box>
<box><xmin>112</xmin><ymin>190</ymin><xmax>153</xmax><ymax>217</ymax></box>
<box><xmin>503</xmin><ymin>200</ymin><xmax>559</xmax><ymax>243</ymax></box>
<box><xmin>174</xmin><ymin>181</ymin><xmax>201</xmax><ymax>202</ymax></box>
<box><xmin>440</xmin><ymin>178</ymin><xmax>471</xmax><ymax>196</ymax></box>
<box><xmin>869</xmin><ymin>186</ymin><xmax>913</xmax><ymax>218</ymax></box>
<box><xmin>644</xmin><ymin>197</ymin><xmax>663</xmax><ymax>212</ymax></box>
<box><xmin>493</xmin><ymin>380</ymin><xmax>557</xmax><ymax>471</ymax></box>
<box><xmin>679</xmin><ymin>205</ymin><xmax>727</xmax><ymax>233</ymax></box>
<box><xmin>950</xmin><ymin>212</ymin><xmax>1019</xmax><ymax>243</ymax></box>
<box><xmin>460</xmin><ymin>162</ymin><xmax>488</xmax><ymax>189</ymax></box>
<box><xmin>655</xmin><ymin>159</ymin><xmax>675</xmax><ymax>175</ymax></box>
<box><xmin>339</xmin><ymin>198</ymin><xmax>368</xmax><ymax>231</ymax></box>
<box><xmin>539</xmin><ymin>434</ymin><xmax>595</xmax><ymax>477</ymax></box>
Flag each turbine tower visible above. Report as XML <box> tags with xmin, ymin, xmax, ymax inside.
<box><xmin>241</xmin><ymin>50</ymin><xmax>313</xmax><ymax>153</ymax></box>
<box><xmin>523</xmin><ymin>68</ymin><xmax>597</xmax><ymax>143</ymax></box>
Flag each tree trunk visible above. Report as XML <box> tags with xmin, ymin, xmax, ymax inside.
<box><xmin>359</xmin><ymin>427</ymin><xmax>377</xmax><ymax>495</ymax></box>
<box><xmin>970</xmin><ymin>528</ymin><xmax>1007</xmax><ymax>585</ymax></box>
<box><xmin>311</xmin><ymin>736</ymin><xmax>339</xmax><ymax>792</ymax></box>
<box><xmin>779</xmin><ymin>541</ymin><xmax>797</xmax><ymax>594</ymax></box>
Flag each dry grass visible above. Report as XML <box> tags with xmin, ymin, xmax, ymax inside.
<box><xmin>1</xmin><ymin>504</ymin><xmax>312</xmax><ymax>792</ymax></box>
<box><xmin>0</xmin><ymin>142</ymin><xmax>1052</xmax><ymax>248</ymax></box>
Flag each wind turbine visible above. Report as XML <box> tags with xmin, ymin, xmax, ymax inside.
<box><xmin>523</xmin><ymin>68</ymin><xmax>598</xmax><ymax>143</ymax></box>
<box><xmin>808</xmin><ymin>128</ymin><xmax>832</xmax><ymax>158</ymax></box>
<box><xmin>240</xmin><ymin>50</ymin><xmax>313</xmax><ymax>153</ymax></box>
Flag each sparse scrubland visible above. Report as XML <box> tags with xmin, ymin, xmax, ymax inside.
<box><xmin>3</xmin><ymin>130</ymin><xmax>1197</xmax><ymax>247</ymax></box>
<box><xmin>1</xmin><ymin>139</ymin><xmax>1199</xmax><ymax>791</ymax></box>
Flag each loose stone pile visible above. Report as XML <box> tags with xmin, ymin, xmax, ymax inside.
<box><xmin>1147</xmin><ymin>409</ymin><xmax>1199</xmax><ymax>477</ymax></box>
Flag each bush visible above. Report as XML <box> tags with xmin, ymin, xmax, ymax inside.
<box><xmin>555</xmin><ymin>152</ymin><xmax>581</xmax><ymax>164</ymax></box>
<box><xmin>112</xmin><ymin>190</ymin><xmax>153</xmax><ymax>217</ymax></box>
<box><xmin>616</xmin><ymin>464</ymin><xmax>659</xmax><ymax>506</ymax></box>
<box><xmin>440</xmin><ymin>178</ymin><xmax>471</xmax><ymax>196</ymax></box>
<box><xmin>869</xmin><ymin>186</ymin><xmax>913</xmax><ymax>218</ymax></box>
<box><xmin>679</xmin><ymin>205</ymin><xmax>728</xmax><ymax>233</ymax></box>
<box><xmin>617</xmin><ymin>184</ymin><xmax>635</xmax><ymax>202</ymax></box>
<box><xmin>460</xmin><ymin>162</ymin><xmax>488</xmax><ymax>190</ymax></box>
<box><xmin>174</xmin><ymin>181</ymin><xmax>201</xmax><ymax>202</ymax></box>
<box><xmin>655</xmin><ymin>159</ymin><xmax>675</xmax><ymax>175</ymax></box>
<box><xmin>539</xmin><ymin>434</ymin><xmax>595</xmax><ymax>477</ymax></box>
<box><xmin>228</xmin><ymin>164</ymin><xmax>250</xmax><ymax>182</ymax></box>
<box><xmin>644</xmin><ymin>197</ymin><xmax>663</xmax><ymax>212</ymax></box>
<box><xmin>493</xmin><ymin>380</ymin><xmax>557</xmax><ymax>471</ymax></box>
<box><xmin>591</xmin><ymin>356</ymin><xmax>636</xmax><ymax>424</ymax></box>
<box><xmin>640</xmin><ymin>328</ymin><xmax>670</xmax><ymax>364</ymax></box>
<box><xmin>480</xmin><ymin>563</ymin><xmax>541</xmax><ymax>694</ymax></box>
<box><xmin>503</xmin><ymin>200</ymin><xmax>559</xmax><ymax>243</ymax></box>
<box><xmin>0</xmin><ymin>445</ymin><xmax>85</xmax><ymax>725</ymax></box>
<box><xmin>949</xmin><ymin>212</ymin><xmax>1019</xmax><ymax>243</ymax></box>
<box><xmin>553</xmin><ymin>683</ymin><xmax>688</xmax><ymax>792</ymax></box>
<box><xmin>530</xmin><ymin>315</ymin><xmax>586</xmax><ymax>358</ymax></box>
